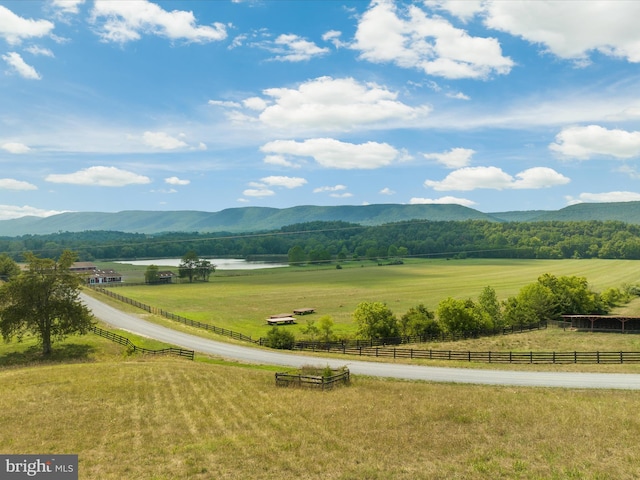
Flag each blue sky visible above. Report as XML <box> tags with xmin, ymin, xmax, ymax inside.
<box><xmin>1</xmin><ymin>0</ymin><xmax>640</xmax><ymax>220</ymax></box>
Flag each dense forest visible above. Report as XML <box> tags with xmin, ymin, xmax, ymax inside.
<box><xmin>1</xmin><ymin>219</ymin><xmax>640</xmax><ymax>262</ymax></box>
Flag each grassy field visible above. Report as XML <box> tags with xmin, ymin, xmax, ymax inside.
<box><xmin>101</xmin><ymin>258</ymin><xmax>640</xmax><ymax>339</ymax></box>
<box><xmin>3</xmin><ymin>258</ymin><xmax>640</xmax><ymax>478</ymax></box>
<box><xmin>1</xmin><ymin>335</ymin><xmax>640</xmax><ymax>480</ymax></box>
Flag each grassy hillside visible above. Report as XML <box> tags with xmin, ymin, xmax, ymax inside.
<box><xmin>2</xmin><ymin>333</ymin><xmax>640</xmax><ymax>479</ymax></box>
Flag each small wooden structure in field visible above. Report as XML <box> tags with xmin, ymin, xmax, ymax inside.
<box><xmin>275</xmin><ymin>366</ymin><xmax>350</xmax><ymax>390</ymax></box>
<box><xmin>293</xmin><ymin>307</ymin><xmax>315</xmax><ymax>315</ymax></box>
<box><xmin>267</xmin><ymin>313</ymin><xmax>296</xmax><ymax>325</ymax></box>
<box><xmin>563</xmin><ymin>315</ymin><xmax>640</xmax><ymax>333</ymax></box>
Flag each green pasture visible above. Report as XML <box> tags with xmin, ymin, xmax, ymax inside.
<box><xmin>102</xmin><ymin>258</ymin><xmax>640</xmax><ymax>339</ymax></box>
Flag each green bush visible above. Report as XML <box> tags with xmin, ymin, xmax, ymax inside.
<box><xmin>264</xmin><ymin>326</ymin><xmax>296</xmax><ymax>349</ymax></box>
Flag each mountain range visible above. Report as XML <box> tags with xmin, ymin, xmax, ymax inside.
<box><xmin>0</xmin><ymin>202</ymin><xmax>639</xmax><ymax>236</ymax></box>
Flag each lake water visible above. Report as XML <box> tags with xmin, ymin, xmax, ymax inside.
<box><xmin>115</xmin><ymin>258</ymin><xmax>288</xmax><ymax>270</ymax></box>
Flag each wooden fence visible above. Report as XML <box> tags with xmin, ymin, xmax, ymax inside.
<box><xmin>90</xmin><ymin>325</ymin><xmax>195</xmax><ymax>360</ymax></box>
<box><xmin>90</xmin><ymin>287</ymin><xmax>256</xmax><ymax>344</ymax></box>
<box><xmin>275</xmin><ymin>369</ymin><xmax>350</xmax><ymax>389</ymax></box>
<box><xmin>294</xmin><ymin>343</ymin><xmax>640</xmax><ymax>364</ymax></box>
<box><xmin>291</xmin><ymin>322</ymin><xmax>546</xmax><ymax>351</ymax></box>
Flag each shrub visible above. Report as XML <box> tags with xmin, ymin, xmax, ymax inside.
<box><xmin>264</xmin><ymin>326</ymin><xmax>296</xmax><ymax>349</ymax></box>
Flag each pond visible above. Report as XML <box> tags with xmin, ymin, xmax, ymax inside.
<box><xmin>115</xmin><ymin>258</ymin><xmax>288</xmax><ymax>270</ymax></box>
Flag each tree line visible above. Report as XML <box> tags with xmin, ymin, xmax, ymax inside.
<box><xmin>265</xmin><ymin>273</ymin><xmax>635</xmax><ymax>348</ymax></box>
<box><xmin>1</xmin><ymin>219</ymin><xmax>640</xmax><ymax>262</ymax></box>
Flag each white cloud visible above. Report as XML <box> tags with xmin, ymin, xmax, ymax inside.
<box><xmin>322</xmin><ymin>30</ymin><xmax>345</xmax><ymax>48</ymax></box>
<box><xmin>263</xmin><ymin>154</ymin><xmax>300</xmax><ymax>168</ymax></box>
<box><xmin>90</xmin><ymin>0</ymin><xmax>227</xmax><ymax>44</ymax></box>
<box><xmin>1</xmin><ymin>142</ymin><xmax>31</xmax><ymax>154</ymax></box>
<box><xmin>314</xmin><ymin>185</ymin><xmax>347</xmax><ymax>193</ymax></box>
<box><xmin>165</xmin><ymin>176</ymin><xmax>190</xmax><ymax>186</ymax></box>
<box><xmin>424</xmin><ymin>147</ymin><xmax>475</xmax><ymax>168</ymax></box>
<box><xmin>269</xmin><ymin>33</ymin><xmax>330</xmax><ymax>62</ymax></box>
<box><xmin>258</xmin><ymin>176</ymin><xmax>307</xmax><ymax>189</ymax></box>
<box><xmin>484</xmin><ymin>1</ymin><xmax>640</xmax><ymax>63</ymax></box>
<box><xmin>352</xmin><ymin>0</ymin><xmax>513</xmax><ymax>79</ymax></box>
<box><xmin>0</xmin><ymin>5</ymin><xmax>55</xmax><ymax>45</ymax></box>
<box><xmin>550</xmin><ymin>125</ymin><xmax>640</xmax><ymax>160</ymax></box>
<box><xmin>261</xmin><ymin>138</ymin><xmax>402</xmax><ymax>170</ymax></box>
<box><xmin>2</xmin><ymin>52</ymin><xmax>41</xmax><ymax>79</ymax></box>
<box><xmin>25</xmin><ymin>45</ymin><xmax>54</xmax><ymax>57</ymax></box>
<box><xmin>242</xmin><ymin>97</ymin><xmax>268</xmax><ymax>111</ymax></box>
<box><xmin>409</xmin><ymin>196</ymin><xmax>476</xmax><ymax>207</ymax></box>
<box><xmin>0</xmin><ymin>205</ymin><xmax>67</xmax><ymax>220</ymax></box>
<box><xmin>256</xmin><ymin>76</ymin><xmax>429</xmax><ymax>132</ymax></box>
<box><xmin>243</xmin><ymin>188</ymin><xmax>274</xmax><ymax>197</ymax></box>
<box><xmin>143</xmin><ymin>131</ymin><xmax>188</xmax><ymax>150</ymax></box>
<box><xmin>425</xmin><ymin>166</ymin><xmax>569</xmax><ymax>191</ymax></box>
<box><xmin>45</xmin><ymin>166</ymin><xmax>151</xmax><ymax>187</ymax></box>
<box><xmin>379</xmin><ymin>187</ymin><xmax>395</xmax><ymax>195</ymax></box>
<box><xmin>51</xmin><ymin>0</ymin><xmax>85</xmax><ymax>15</ymax></box>
<box><xmin>0</xmin><ymin>178</ymin><xmax>37</xmax><ymax>190</ymax></box>
<box><xmin>208</xmin><ymin>100</ymin><xmax>242</xmax><ymax>108</ymax></box>
<box><xmin>566</xmin><ymin>191</ymin><xmax>640</xmax><ymax>205</ymax></box>
<box><xmin>425</xmin><ymin>0</ymin><xmax>484</xmax><ymax>22</ymax></box>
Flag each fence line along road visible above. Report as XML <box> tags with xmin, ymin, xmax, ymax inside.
<box><xmin>80</xmin><ymin>292</ymin><xmax>640</xmax><ymax>390</ymax></box>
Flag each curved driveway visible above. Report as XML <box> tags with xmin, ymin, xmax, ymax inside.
<box><xmin>81</xmin><ymin>293</ymin><xmax>640</xmax><ymax>390</ymax></box>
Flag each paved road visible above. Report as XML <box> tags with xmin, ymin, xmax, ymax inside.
<box><xmin>81</xmin><ymin>293</ymin><xmax>640</xmax><ymax>390</ymax></box>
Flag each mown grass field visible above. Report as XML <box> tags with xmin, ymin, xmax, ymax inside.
<box><xmin>1</xmin><ymin>333</ymin><xmax>640</xmax><ymax>480</ymax></box>
<box><xmin>102</xmin><ymin>258</ymin><xmax>640</xmax><ymax>339</ymax></box>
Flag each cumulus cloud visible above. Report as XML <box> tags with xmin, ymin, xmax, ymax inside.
<box><xmin>566</xmin><ymin>191</ymin><xmax>640</xmax><ymax>205</ymax></box>
<box><xmin>483</xmin><ymin>1</ymin><xmax>640</xmax><ymax>64</ymax></box>
<box><xmin>550</xmin><ymin>125</ymin><xmax>640</xmax><ymax>159</ymax></box>
<box><xmin>379</xmin><ymin>187</ymin><xmax>395</xmax><ymax>195</ymax></box>
<box><xmin>45</xmin><ymin>166</ymin><xmax>151</xmax><ymax>187</ymax></box>
<box><xmin>314</xmin><ymin>185</ymin><xmax>347</xmax><ymax>193</ymax></box>
<box><xmin>255</xmin><ymin>76</ymin><xmax>429</xmax><ymax>132</ymax></box>
<box><xmin>51</xmin><ymin>0</ymin><xmax>85</xmax><ymax>15</ymax></box>
<box><xmin>425</xmin><ymin>166</ymin><xmax>569</xmax><ymax>191</ymax></box>
<box><xmin>352</xmin><ymin>0</ymin><xmax>513</xmax><ymax>79</ymax></box>
<box><xmin>269</xmin><ymin>33</ymin><xmax>330</xmax><ymax>62</ymax></box>
<box><xmin>263</xmin><ymin>154</ymin><xmax>300</xmax><ymax>168</ymax></box>
<box><xmin>261</xmin><ymin>138</ymin><xmax>403</xmax><ymax>170</ymax></box>
<box><xmin>409</xmin><ymin>196</ymin><xmax>476</xmax><ymax>207</ymax></box>
<box><xmin>2</xmin><ymin>52</ymin><xmax>41</xmax><ymax>79</ymax></box>
<box><xmin>424</xmin><ymin>147</ymin><xmax>475</xmax><ymax>169</ymax></box>
<box><xmin>0</xmin><ymin>204</ymin><xmax>67</xmax><ymax>220</ymax></box>
<box><xmin>425</xmin><ymin>0</ymin><xmax>484</xmax><ymax>22</ymax></box>
<box><xmin>243</xmin><ymin>188</ymin><xmax>274</xmax><ymax>197</ymax></box>
<box><xmin>142</xmin><ymin>131</ymin><xmax>188</xmax><ymax>150</ymax></box>
<box><xmin>0</xmin><ymin>5</ymin><xmax>55</xmax><ymax>45</ymax></box>
<box><xmin>1</xmin><ymin>142</ymin><xmax>31</xmax><ymax>154</ymax></box>
<box><xmin>257</xmin><ymin>176</ymin><xmax>307</xmax><ymax>189</ymax></box>
<box><xmin>0</xmin><ymin>178</ymin><xmax>37</xmax><ymax>190</ymax></box>
<box><xmin>165</xmin><ymin>176</ymin><xmax>190</xmax><ymax>186</ymax></box>
<box><xmin>90</xmin><ymin>0</ymin><xmax>227</xmax><ymax>44</ymax></box>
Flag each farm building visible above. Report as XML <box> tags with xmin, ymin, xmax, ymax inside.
<box><xmin>562</xmin><ymin>315</ymin><xmax>640</xmax><ymax>333</ymax></box>
<box><xmin>71</xmin><ymin>262</ymin><xmax>123</xmax><ymax>285</ymax></box>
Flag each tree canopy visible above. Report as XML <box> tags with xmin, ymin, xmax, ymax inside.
<box><xmin>0</xmin><ymin>250</ymin><xmax>93</xmax><ymax>355</ymax></box>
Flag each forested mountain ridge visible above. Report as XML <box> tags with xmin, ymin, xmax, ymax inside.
<box><xmin>0</xmin><ymin>201</ymin><xmax>639</xmax><ymax>236</ymax></box>
<box><xmin>0</xmin><ymin>204</ymin><xmax>492</xmax><ymax>236</ymax></box>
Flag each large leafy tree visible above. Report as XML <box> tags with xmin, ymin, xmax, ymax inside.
<box><xmin>353</xmin><ymin>301</ymin><xmax>399</xmax><ymax>340</ymax></box>
<box><xmin>0</xmin><ymin>250</ymin><xmax>93</xmax><ymax>355</ymax></box>
<box><xmin>178</xmin><ymin>250</ymin><xmax>199</xmax><ymax>283</ymax></box>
